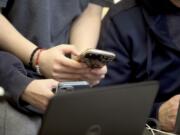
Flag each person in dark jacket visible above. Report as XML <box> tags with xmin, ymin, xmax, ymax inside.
<box><xmin>98</xmin><ymin>0</ymin><xmax>180</xmax><ymax>132</ymax></box>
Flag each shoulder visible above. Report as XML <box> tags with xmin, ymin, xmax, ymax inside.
<box><xmin>101</xmin><ymin>0</ymin><xmax>147</xmax><ymax>47</ymax></box>
<box><xmin>107</xmin><ymin>0</ymin><xmax>141</xmax><ymax>19</ymax></box>
<box><xmin>80</xmin><ymin>0</ymin><xmax>113</xmax><ymax>10</ymax></box>
<box><xmin>110</xmin><ymin>0</ymin><xmax>137</xmax><ymax>15</ymax></box>
<box><xmin>103</xmin><ymin>0</ymin><xmax>145</xmax><ymax>32</ymax></box>
<box><xmin>90</xmin><ymin>0</ymin><xmax>114</xmax><ymax>7</ymax></box>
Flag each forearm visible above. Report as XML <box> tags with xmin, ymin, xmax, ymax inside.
<box><xmin>70</xmin><ymin>3</ymin><xmax>102</xmax><ymax>52</ymax></box>
<box><xmin>0</xmin><ymin>13</ymin><xmax>37</xmax><ymax>65</ymax></box>
<box><xmin>0</xmin><ymin>51</ymin><xmax>34</xmax><ymax>112</ymax></box>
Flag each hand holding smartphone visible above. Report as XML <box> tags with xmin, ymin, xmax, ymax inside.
<box><xmin>76</xmin><ymin>49</ymin><xmax>116</xmax><ymax>68</ymax></box>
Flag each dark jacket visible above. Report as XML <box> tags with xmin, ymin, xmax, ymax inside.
<box><xmin>98</xmin><ymin>0</ymin><xmax>180</xmax><ymax>118</ymax></box>
<box><xmin>0</xmin><ymin>52</ymin><xmax>34</xmax><ymax>114</ymax></box>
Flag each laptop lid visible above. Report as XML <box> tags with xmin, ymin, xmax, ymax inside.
<box><xmin>39</xmin><ymin>81</ymin><xmax>158</xmax><ymax>135</ymax></box>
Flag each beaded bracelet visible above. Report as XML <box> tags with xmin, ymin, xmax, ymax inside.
<box><xmin>35</xmin><ymin>49</ymin><xmax>45</xmax><ymax>75</ymax></box>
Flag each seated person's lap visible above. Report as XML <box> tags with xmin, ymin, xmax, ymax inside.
<box><xmin>0</xmin><ymin>101</ymin><xmax>41</xmax><ymax>135</ymax></box>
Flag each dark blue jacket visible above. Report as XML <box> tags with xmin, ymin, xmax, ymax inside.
<box><xmin>98</xmin><ymin>0</ymin><xmax>180</xmax><ymax>118</ymax></box>
<box><xmin>0</xmin><ymin>52</ymin><xmax>35</xmax><ymax>113</ymax></box>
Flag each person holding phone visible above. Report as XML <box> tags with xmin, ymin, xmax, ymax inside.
<box><xmin>0</xmin><ymin>0</ymin><xmax>113</xmax><ymax>112</ymax></box>
<box><xmin>0</xmin><ymin>0</ymin><xmax>113</xmax><ymax>134</ymax></box>
<box><xmin>98</xmin><ymin>0</ymin><xmax>180</xmax><ymax>132</ymax></box>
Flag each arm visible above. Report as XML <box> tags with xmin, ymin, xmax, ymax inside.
<box><xmin>70</xmin><ymin>3</ymin><xmax>103</xmax><ymax>52</ymax></box>
<box><xmin>0</xmin><ymin>9</ymin><xmax>106</xmax><ymax>86</ymax></box>
<box><xmin>0</xmin><ymin>9</ymin><xmax>58</xmax><ymax>112</ymax></box>
<box><xmin>69</xmin><ymin>3</ymin><xmax>108</xmax><ymax>86</ymax></box>
<box><xmin>0</xmin><ymin>12</ymin><xmax>87</xmax><ymax>79</ymax></box>
<box><xmin>0</xmin><ymin>13</ymin><xmax>37</xmax><ymax>65</ymax></box>
<box><xmin>0</xmin><ymin>51</ymin><xmax>58</xmax><ymax>112</ymax></box>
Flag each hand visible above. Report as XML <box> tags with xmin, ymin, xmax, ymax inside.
<box><xmin>158</xmin><ymin>95</ymin><xmax>180</xmax><ymax>132</ymax></box>
<box><xmin>38</xmin><ymin>45</ymin><xmax>91</xmax><ymax>81</ymax></box>
<box><xmin>82</xmin><ymin>65</ymin><xmax>107</xmax><ymax>86</ymax></box>
<box><xmin>21</xmin><ymin>79</ymin><xmax>58</xmax><ymax>112</ymax></box>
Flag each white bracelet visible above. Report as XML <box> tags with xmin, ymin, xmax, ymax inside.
<box><xmin>35</xmin><ymin>65</ymin><xmax>42</xmax><ymax>76</ymax></box>
<box><xmin>34</xmin><ymin>49</ymin><xmax>45</xmax><ymax>76</ymax></box>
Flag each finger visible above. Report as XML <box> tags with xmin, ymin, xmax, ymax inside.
<box><xmin>47</xmin><ymin>79</ymin><xmax>59</xmax><ymax>89</ymax></box>
<box><xmin>58</xmin><ymin>56</ymin><xmax>88</xmax><ymax>69</ymax></box>
<box><xmin>53</xmin><ymin>65</ymin><xmax>90</xmax><ymax>74</ymax></box>
<box><xmin>91</xmin><ymin>66</ymin><xmax>107</xmax><ymax>76</ymax></box>
<box><xmin>83</xmin><ymin>73</ymin><xmax>104</xmax><ymax>81</ymax></box>
<box><xmin>53</xmin><ymin>73</ymin><xmax>83</xmax><ymax>81</ymax></box>
<box><xmin>81</xmin><ymin>74</ymin><xmax>103</xmax><ymax>86</ymax></box>
<box><xmin>82</xmin><ymin>79</ymin><xmax>100</xmax><ymax>87</ymax></box>
<box><xmin>89</xmin><ymin>80</ymin><xmax>100</xmax><ymax>87</ymax></box>
<box><xmin>90</xmin><ymin>71</ymin><xmax>105</xmax><ymax>79</ymax></box>
<box><xmin>57</xmin><ymin>45</ymin><xmax>80</xmax><ymax>56</ymax></box>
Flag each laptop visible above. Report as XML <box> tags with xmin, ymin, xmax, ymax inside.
<box><xmin>175</xmin><ymin>102</ymin><xmax>180</xmax><ymax>134</ymax></box>
<box><xmin>39</xmin><ymin>81</ymin><xmax>158</xmax><ymax>135</ymax></box>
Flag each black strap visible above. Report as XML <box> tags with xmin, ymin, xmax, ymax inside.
<box><xmin>29</xmin><ymin>47</ymin><xmax>40</xmax><ymax>68</ymax></box>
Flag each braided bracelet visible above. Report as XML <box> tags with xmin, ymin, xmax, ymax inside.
<box><xmin>29</xmin><ymin>47</ymin><xmax>40</xmax><ymax>68</ymax></box>
<box><xmin>35</xmin><ymin>49</ymin><xmax>45</xmax><ymax>75</ymax></box>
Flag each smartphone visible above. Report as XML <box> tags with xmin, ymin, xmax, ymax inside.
<box><xmin>52</xmin><ymin>81</ymin><xmax>90</xmax><ymax>93</ymax></box>
<box><xmin>77</xmin><ymin>49</ymin><xmax>116</xmax><ymax>68</ymax></box>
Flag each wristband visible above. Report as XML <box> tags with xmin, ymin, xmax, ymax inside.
<box><xmin>29</xmin><ymin>47</ymin><xmax>40</xmax><ymax>68</ymax></box>
<box><xmin>35</xmin><ymin>49</ymin><xmax>45</xmax><ymax>75</ymax></box>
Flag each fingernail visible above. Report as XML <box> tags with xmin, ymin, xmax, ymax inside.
<box><xmin>101</xmin><ymin>75</ymin><xmax>105</xmax><ymax>79</ymax></box>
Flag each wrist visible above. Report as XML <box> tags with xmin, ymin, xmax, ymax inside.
<box><xmin>29</xmin><ymin>47</ymin><xmax>45</xmax><ymax>76</ymax></box>
<box><xmin>29</xmin><ymin>47</ymin><xmax>40</xmax><ymax>69</ymax></box>
<box><xmin>33</xmin><ymin>49</ymin><xmax>45</xmax><ymax>76</ymax></box>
